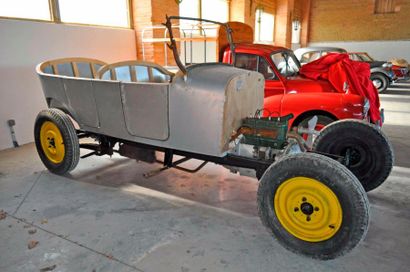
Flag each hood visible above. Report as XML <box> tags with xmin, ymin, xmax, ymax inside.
<box><xmin>284</xmin><ymin>75</ymin><xmax>338</xmax><ymax>94</ymax></box>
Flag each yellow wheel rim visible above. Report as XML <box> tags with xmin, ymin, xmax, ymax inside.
<box><xmin>40</xmin><ymin>121</ymin><xmax>65</xmax><ymax>164</ymax></box>
<box><xmin>274</xmin><ymin>177</ymin><xmax>343</xmax><ymax>242</ymax></box>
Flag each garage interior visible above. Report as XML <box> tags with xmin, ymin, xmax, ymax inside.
<box><xmin>1</xmin><ymin>0</ymin><xmax>410</xmax><ymax>271</ymax></box>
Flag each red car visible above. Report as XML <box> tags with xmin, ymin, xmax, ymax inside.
<box><xmin>222</xmin><ymin>44</ymin><xmax>368</xmax><ymax>135</ymax></box>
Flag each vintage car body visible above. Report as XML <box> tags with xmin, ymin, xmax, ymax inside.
<box><xmin>38</xmin><ymin>61</ymin><xmax>264</xmax><ymax>157</ymax></box>
<box><xmin>294</xmin><ymin>48</ymin><xmax>395</xmax><ymax>92</ymax></box>
<box><xmin>392</xmin><ymin>65</ymin><xmax>410</xmax><ymax>80</ymax></box>
<box><xmin>348</xmin><ymin>52</ymin><xmax>396</xmax><ymax>92</ymax></box>
<box><xmin>390</xmin><ymin>58</ymin><xmax>410</xmax><ymax>80</ymax></box>
<box><xmin>223</xmin><ymin>44</ymin><xmax>366</xmax><ymax>129</ymax></box>
<box><xmin>33</xmin><ymin>16</ymin><xmax>394</xmax><ymax>260</ymax></box>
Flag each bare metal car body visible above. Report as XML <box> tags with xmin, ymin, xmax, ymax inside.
<box><xmin>37</xmin><ymin>62</ymin><xmax>264</xmax><ymax>157</ymax></box>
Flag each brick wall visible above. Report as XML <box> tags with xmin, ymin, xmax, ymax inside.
<box><xmin>309</xmin><ymin>0</ymin><xmax>410</xmax><ymax>42</ymax></box>
<box><xmin>133</xmin><ymin>0</ymin><xmax>179</xmax><ymax>64</ymax></box>
<box><xmin>230</xmin><ymin>0</ymin><xmax>307</xmax><ymax>48</ymax></box>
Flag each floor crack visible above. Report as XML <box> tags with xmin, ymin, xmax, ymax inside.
<box><xmin>5</xmin><ymin>213</ymin><xmax>144</xmax><ymax>272</ymax></box>
<box><xmin>13</xmin><ymin>172</ymin><xmax>42</xmax><ymax>216</ymax></box>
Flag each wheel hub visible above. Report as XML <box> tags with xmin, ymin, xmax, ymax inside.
<box><xmin>40</xmin><ymin>121</ymin><xmax>65</xmax><ymax>164</ymax></box>
<box><xmin>274</xmin><ymin>177</ymin><xmax>343</xmax><ymax>242</ymax></box>
<box><xmin>343</xmin><ymin>146</ymin><xmax>365</xmax><ymax>167</ymax></box>
<box><xmin>372</xmin><ymin>79</ymin><xmax>382</xmax><ymax>89</ymax></box>
<box><xmin>300</xmin><ymin>202</ymin><xmax>314</xmax><ymax>215</ymax></box>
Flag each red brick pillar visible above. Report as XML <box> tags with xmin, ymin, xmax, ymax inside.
<box><xmin>274</xmin><ymin>0</ymin><xmax>294</xmax><ymax>48</ymax></box>
<box><xmin>300</xmin><ymin>0</ymin><xmax>311</xmax><ymax>47</ymax></box>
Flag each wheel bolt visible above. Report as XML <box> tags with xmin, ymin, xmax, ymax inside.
<box><xmin>294</xmin><ymin>207</ymin><xmax>299</xmax><ymax>212</ymax></box>
<box><xmin>329</xmin><ymin>224</ymin><xmax>335</xmax><ymax>229</ymax></box>
<box><xmin>302</xmin><ymin>197</ymin><xmax>307</xmax><ymax>202</ymax></box>
<box><xmin>306</xmin><ymin>216</ymin><xmax>311</xmax><ymax>222</ymax></box>
<box><xmin>314</xmin><ymin>207</ymin><xmax>319</xmax><ymax>211</ymax></box>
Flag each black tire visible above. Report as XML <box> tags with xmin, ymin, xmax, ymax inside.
<box><xmin>370</xmin><ymin>73</ymin><xmax>388</xmax><ymax>93</ymax></box>
<box><xmin>257</xmin><ymin>153</ymin><xmax>369</xmax><ymax>260</ymax></box>
<box><xmin>34</xmin><ymin>108</ymin><xmax>80</xmax><ymax>174</ymax></box>
<box><xmin>313</xmin><ymin>119</ymin><xmax>394</xmax><ymax>192</ymax></box>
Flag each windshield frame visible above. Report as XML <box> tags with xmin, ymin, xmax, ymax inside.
<box><xmin>164</xmin><ymin>16</ymin><xmax>235</xmax><ymax>75</ymax></box>
<box><xmin>270</xmin><ymin>49</ymin><xmax>301</xmax><ymax>77</ymax></box>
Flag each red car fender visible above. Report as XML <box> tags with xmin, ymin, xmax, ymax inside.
<box><xmin>264</xmin><ymin>92</ymin><xmax>364</xmax><ymax>128</ymax></box>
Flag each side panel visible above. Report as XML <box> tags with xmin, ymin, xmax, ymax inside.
<box><xmin>121</xmin><ymin>83</ymin><xmax>169</xmax><ymax>141</ymax></box>
<box><xmin>92</xmin><ymin>80</ymin><xmax>128</xmax><ymax>136</ymax></box>
<box><xmin>62</xmin><ymin>78</ymin><xmax>99</xmax><ymax>128</ymax></box>
<box><xmin>39</xmin><ymin>75</ymin><xmax>69</xmax><ymax>110</ymax></box>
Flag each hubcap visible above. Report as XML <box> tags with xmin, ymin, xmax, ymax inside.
<box><xmin>40</xmin><ymin>121</ymin><xmax>65</xmax><ymax>163</ymax></box>
<box><xmin>372</xmin><ymin>79</ymin><xmax>382</xmax><ymax>89</ymax></box>
<box><xmin>274</xmin><ymin>177</ymin><xmax>343</xmax><ymax>242</ymax></box>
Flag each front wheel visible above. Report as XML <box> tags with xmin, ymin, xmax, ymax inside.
<box><xmin>313</xmin><ymin>119</ymin><xmax>394</xmax><ymax>192</ymax></box>
<box><xmin>257</xmin><ymin>153</ymin><xmax>369</xmax><ymax>260</ymax></box>
<box><xmin>370</xmin><ymin>73</ymin><xmax>389</xmax><ymax>93</ymax></box>
<box><xmin>34</xmin><ymin>108</ymin><xmax>80</xmax><ymax>175</ymax></box>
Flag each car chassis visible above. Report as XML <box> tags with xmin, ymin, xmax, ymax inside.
<box><xmin>34</xmin><ymin>16</ymin><xmax>393</xmax><ymax>260</ymax></box>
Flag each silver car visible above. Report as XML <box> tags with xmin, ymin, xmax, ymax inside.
<box><xmin>294</xmin><ymin>47</ymin><xmax>347</xmax><ymax>65</ymax></box>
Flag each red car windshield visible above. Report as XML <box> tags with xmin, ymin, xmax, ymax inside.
<box><xmin>271</xmin><ymin>51</ymin><xmax>300</xmax><ymax>77</ymax></box>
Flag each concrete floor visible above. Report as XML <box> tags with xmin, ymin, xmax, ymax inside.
<box><xmin>1</xmin><ymin>82</ymin><xmax>410</xmax><ymax>272</ymax></box>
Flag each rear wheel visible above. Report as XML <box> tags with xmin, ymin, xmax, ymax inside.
<box><xmin>313</xmin><ymin>119</ymin><xmax>394</xmax><ymax>192</ymax></box>
<box><xmin>257</xmin><ymin>153</ymin><xmax>369</xmax><ymax>260</ymax></box>
<box><xmin>34</xmin><ymin>109</ymin><xmax>79</xmax><ymax>174</ymax></box>
<box><xmin>370</xmin><ymin>73</ymin><xmax>389</xmax><ymax>93</ymax></box>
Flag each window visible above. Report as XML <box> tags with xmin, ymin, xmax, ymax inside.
<box><xmin>202</xmin><ymin>0</ymin><xmax>229</xmax><ymax>22</ymax></box>
<box><xmin>300</xmin><ymin>52</ymin><xmax>321</xmax><ymax>65</ymax></box>
<box><xmin>235</xmin><ymin>54</ymin><xmax>258</xmax><ymax>71</ymax></box>
<box><xmin>374</xmin><ymin>0</ymin><xmax>398</xmax><ymax>14</ymax></box>
<box><xmin>235</xmin><ymin>53</ymin><xmax>277</xmax><ymax>80</ymax></box>
<box><xmin>271</xmin><ymin>52</ymin><xmax>300</xmax><ymax>77</ymax></box>
<box><xmin>178</xmin><ymin>0</ymin><xmax>229</xmax><ymax>63</ymax></box>
<box><xmin>349</xmin><ymin>53</ymin><xmax>361</xmax><ymax>62</ymax></box>
<box><xmin>0</xmin><ymin>0</ymin><xmax>130</xmax><ymax>28</ymax></box>
<box><xmin>258</xmin><ymin>57</ymin><xmax>276</xmax><ymax>80</ymax></box>
<box><xmin>0</xmin><ymin>0</ymin><xmax>51</xmax><ymax>21</ymax></box>
<box><xmin>255</xmin><ymin>8</ymin><xmax>274</xmax><ymax>43</ymax></box>
<box><xmin>58</xmin><ymin>0</ymin><xmax>129</xmax><ymax>28</ymax></box>
<box><xmin>179</xmin><ymin>0</ymin><xmax>229</xmax><ymax>22</ymax></box>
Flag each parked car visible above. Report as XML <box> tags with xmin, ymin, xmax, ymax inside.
<box><xmin>390</xmin><ymin>58</ymin><xmax>409</xmax><ymax>81</ymax></box>
<box><xmin>349</xmin><ymin>52</ymin><xmax>396</xmax><ymax>92</ymax></box>
<box><xmin>222</xmin><ymin>44</ymin><xmax>371</xmax><ymax>140</ymax></box>
<box><xmin>293</xmin><ymin>48</ymin><xmax>395</xmax><ymax>92</ymax></box>
<box><xmin>34</xmin><ymin>16</ymin><xmax>393</xmax><ymax>260</ymax></box>
<box><xmin>294</xmin><ymin>46</ymin><xmax>347</xmax><ymax>65</ymax></box>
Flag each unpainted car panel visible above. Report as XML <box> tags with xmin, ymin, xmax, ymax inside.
<box><xmin>38</xmin><ymin>63</ymin><xmax>265</xmax><ymax>157</ymax></box>
<box><xmin>121</xmin><ymin>83</ymin><xmax>169</xmax><ymax>140</ymax></box>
